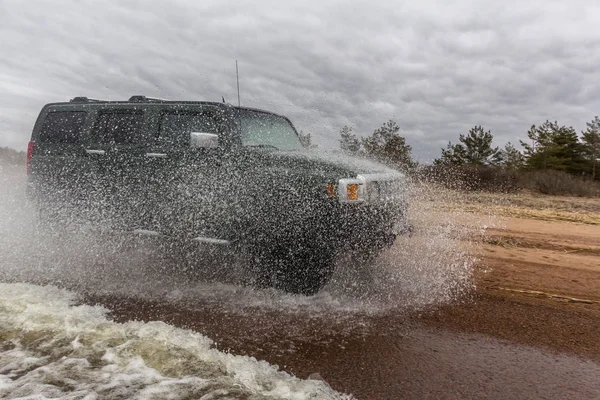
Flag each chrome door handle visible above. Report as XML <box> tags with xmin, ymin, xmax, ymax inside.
<box><xmin>86</xmin><ymin>149</ymin><xmax>106</xmax><ymax>155</ymax></box>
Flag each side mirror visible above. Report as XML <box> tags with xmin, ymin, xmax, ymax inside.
<box><xmin>190</xmin><ymin>132</ymin><xmax>219</xmax><ymax>148</ymax></box>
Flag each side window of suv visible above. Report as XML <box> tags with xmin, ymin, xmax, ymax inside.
<box><xmin>158</xmin><ymin>111</ymin><xmax>220</xmax><ymax>147</ymax></box>
<box><xmin>39</xmin><ymin>111</ymin><xmax>87</xmax><ymax>143</ymax></box>
<box><xmin>93</xmin><ymin>110</ymin><xmax>144</xmax><ymax>144</ymax></box>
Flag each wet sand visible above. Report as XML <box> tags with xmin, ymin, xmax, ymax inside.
<box><xmin>82</xmin><ymin>217</ymin><xmax>600</xmax><ymax>399</ymax></box>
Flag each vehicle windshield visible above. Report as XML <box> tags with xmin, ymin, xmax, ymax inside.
<box><xmin>238</xmin><ymin>109</ymin><xmax>303</xmax><ymax>150</ymax></box>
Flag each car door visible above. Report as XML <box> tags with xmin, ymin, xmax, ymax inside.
<box><xmin>87</xmin><ymin>107</ymin><xmax>148</xmax><ymax>230</ymax></box>
<box><xmin>144</xmin><ymin>105</ymin><xmax>232</xmax><ymax>240</ymax></box>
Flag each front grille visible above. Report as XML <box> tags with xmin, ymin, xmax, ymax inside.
<box><xmin>377</xmin><ymin>180</ymin><xmax>402</xmax><ymax>201</ymax></box>
<box><xmin>358</xmin><ymin>173</ymin><xmax>406</xmax><ymax>203</ymax></box>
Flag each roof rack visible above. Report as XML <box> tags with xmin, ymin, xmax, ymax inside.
<box><xmin>69</xmin><ymin>96</ymin><xmax>105</xmax><ymax>103</ymax></box>
<box><xmin>128</xmin><ymin>95</ymin><xmax>169</xmax><ymax>103</ymax></box>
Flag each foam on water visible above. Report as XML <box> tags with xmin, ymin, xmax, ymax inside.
<box><xmin>0</xmin><ymin>282</ymin><xmax>352</xmax><ymax>399</ymax></box>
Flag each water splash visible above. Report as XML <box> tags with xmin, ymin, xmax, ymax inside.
<box><xmin>324</xmin><ymin>180</ymin><xmax>492</xmax><ymax>311</ymax></box>
<box><xmin>0</xmin><ymin>282</ymin><xmax>352</xmax><ymax>399</ymax></box>
<box><xmin>0</xmin><ymin>166</ymin><xmax>494</xmax><ymax>316</ymax></box>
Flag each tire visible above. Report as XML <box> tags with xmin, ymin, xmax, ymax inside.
<box><xmin>255</xmin><ymin>246</ymin><xmax>336</xmax><ymax>295</ymax></box>
<box><xmin>162</xmin><ymin>240</ymin><xmax>240</xmax><ymax>282</ymax></box>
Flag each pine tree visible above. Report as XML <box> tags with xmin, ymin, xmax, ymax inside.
<box><xmin>498</xmin><ymin>142</ymin><xmax>525</xmax><ymax>170</ymax></box>
<box><xmin>520</xmin><ymin>121</ymin><xmax>560</xmax><ymax>169</ymax></box>
<box><xmin>434</xmin><ymin>125</ymin><xmax>501</xmax><ymax>165</ymax></box>
<box><xmin>520</xmin><ymin>120</ymin><xmax>586</xmax><ymax>174</ymax></box>
<box><xmin>362</xmin><ymin>120</ymin><xmax>414</xmax><ymax>169</ymax></box>
<box><xmin>550</xmin><ymin>126</ymin><xmax>586</xmax><ymax>173</ymax></box>
<box><xmin>339</xmin><ymin>125</ymin><xmax>361</xmax><ymax>154</ymax></box>
<box><xmin>435</xmin><ymin>141</ymin><xmax>467</xmax><ymax>165</ymax></box>
<box><xmin>582</xmin><ymin>116</ymin><xmax>600</xmax><ymax>179</ymax></box>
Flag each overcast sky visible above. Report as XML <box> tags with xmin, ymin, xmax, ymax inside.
<box><xmin>1</xmin><ymin>0</ymin><xmax>600</xmax><ymax>161</ymax></box>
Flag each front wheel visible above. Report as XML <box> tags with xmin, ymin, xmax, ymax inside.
<box><xmin>255</xmin><ymin>246</ymin><xmax>336</xmax><ymax>295</ymax></box>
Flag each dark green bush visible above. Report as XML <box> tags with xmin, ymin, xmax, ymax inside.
<box><xmin>518</xmin><ymin>170</ymin><xmax>600</xmax><ymax>197</ymax></box>
<box><xmin>414</xmin><ymin>164</ymin><xmax>520</xmax><ymax>193</ymax></box>
<box><xmin>413</xmin><ymin>165</ymin><xmax>600</xmax><ymax>197</ymax></box>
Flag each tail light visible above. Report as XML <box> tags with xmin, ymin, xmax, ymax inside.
<box><xmin>26</xmin><ymin>141</ymin><xmax>35</xmax><ymax>175</ymax></box>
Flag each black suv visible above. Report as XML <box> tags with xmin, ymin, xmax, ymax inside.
<box><xmin>26</xmin><ymin>96</ymin><xmax>408</xmax><ymax>294</ymax></box>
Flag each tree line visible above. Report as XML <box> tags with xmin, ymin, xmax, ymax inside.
<box><xmin>336</xmin><ymin>120</ymin><xmax>416</xmax><ymax>170</ymax></box>
<box><xmin>329</xmin><ymin>117</ymin><xmax>600</xmax><ymax>180</ymax></box>
<box><xmin>0</xmin><ymin>147</ymin><xmax>25</xmax><ymax>166</ymax></box>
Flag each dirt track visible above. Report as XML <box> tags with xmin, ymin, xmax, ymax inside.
<box><xmin>423</xmin><ymin>216</ymin><xmax>600</xmax><ymax>361</ymax></box>
<box><xmin>483</xmin><ymin>219</ymin><xmax>599</xmax><ymax>299</ymax></box>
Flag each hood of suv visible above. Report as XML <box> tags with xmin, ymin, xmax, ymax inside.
<box><xmin>244</xmin><ymin>148</ymin><xmax>404</xmax><ymax>181</ymax></box>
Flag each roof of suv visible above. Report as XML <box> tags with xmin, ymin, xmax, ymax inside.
<box><xmin>41</xmin><ymin>96</ymin><xmax>230</xmax><ymax>109</ymax></box>
<box><xmin>37</xmin><ymin>96</ymin><xmax>298</xmax><ymax>138</ymax></box>
<box><xmin>43</xmin><ymin>96</ymin><xmax>284</xmax><ymax>118</ymax></box>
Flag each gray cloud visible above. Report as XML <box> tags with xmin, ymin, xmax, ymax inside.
<box><xmin>1</xmin><ymin>0</ymin><xmax>600</xmax><ymax>161</ymax></box>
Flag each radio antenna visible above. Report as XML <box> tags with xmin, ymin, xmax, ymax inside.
<box><xmin>236</xmin><ymin>60</ymin><xmax>241</xmax><ymax>107</ymax></box>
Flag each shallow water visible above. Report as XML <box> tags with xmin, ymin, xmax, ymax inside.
<box><xmin>3</xmin><ymin>282</ymin><xmax>600</xmax><ymax>400</ymax></box>
<box><xmin>88</xmin><ymin>290</ymin><xmax>600</xmax><ymax>400</ymax></box>
<box><xmin>0</xmin><ymin>283</ymin><xmax>351</xmax><ymax>399</ymax></box>
<box><xmin>5</xmin><ymin>167</ymin><xmax>598</xmax><ymax>399</ymax></box>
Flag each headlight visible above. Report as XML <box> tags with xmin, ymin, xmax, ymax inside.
<box><xmin>331</xmin><ymin>173</ymin><xmax>405</xmax><ymax>204</ymax></box>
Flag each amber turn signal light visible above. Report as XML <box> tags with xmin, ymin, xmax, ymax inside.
<box><xmin>326</xmin><ymin>183</ymin><xmax>336</xmax><ymax>198</ymax></box>
<box><xmin>346</xmin><ymin>183</ymin><xmax>359</xmax><ymax>201</ymax></box>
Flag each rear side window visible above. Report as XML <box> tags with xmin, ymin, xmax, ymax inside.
<box><xmin>93</xmin><ymin>110</ymin><xmax>144</xmax><ymax>144</ymax></box>
<box><xmin>158</xmin><ymin>111</ymin><xmax>220</xmax><ymax>146</ymax></box>
<box><xmin>39</xmin><ymin>111</ymin><xmax>86</xmax><ymax>143</ymax></box>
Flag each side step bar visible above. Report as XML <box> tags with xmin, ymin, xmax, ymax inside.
<box><xmin>133</xmin><ymin>229</ymin><xmax>161</xmax><ymax>237</ymax></box>
<box><xmin>132</xmin><ymin>229</ymin><xmax>230</xmax><ymax>245</ymax></box>
<box><xmin>192</xmin><ymin>236</ymin><xmax>231</xmax><ymax>245</ymax></box>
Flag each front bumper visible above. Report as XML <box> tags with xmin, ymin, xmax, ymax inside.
<box><xmin>333</xmin><ymin>201</ymin><xmax>406</xmax><ymax>252</ymax></box>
